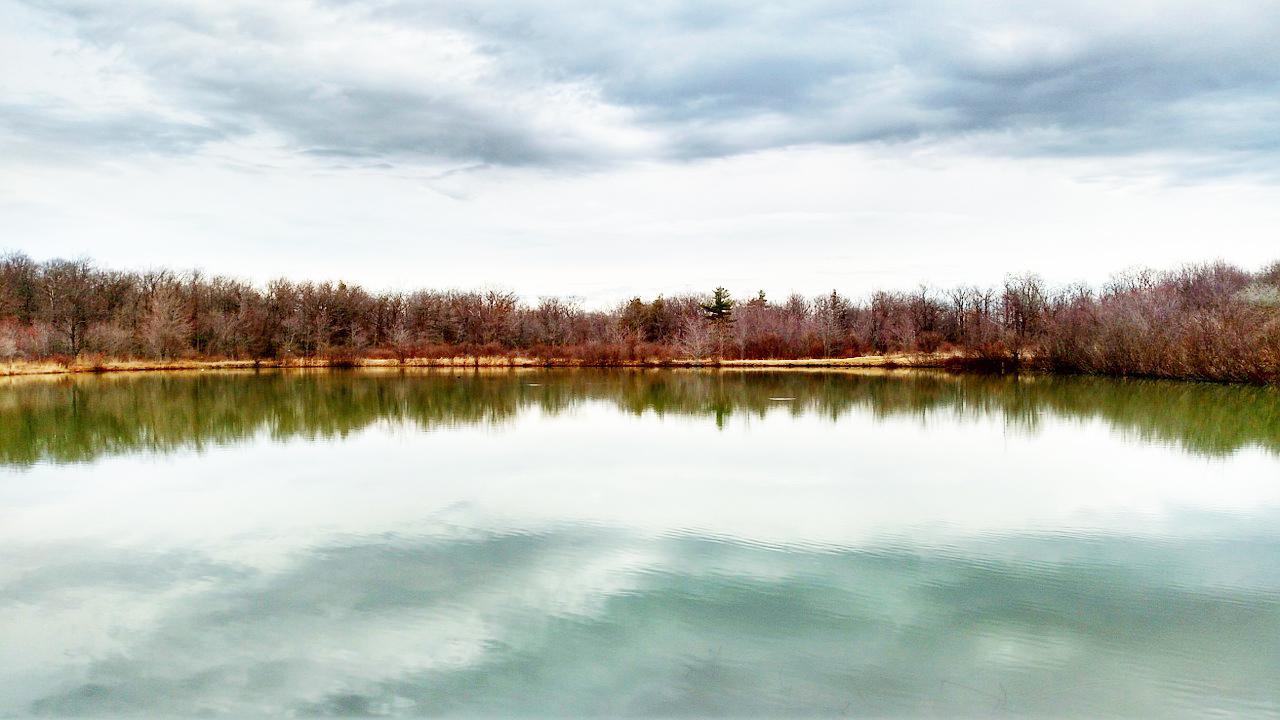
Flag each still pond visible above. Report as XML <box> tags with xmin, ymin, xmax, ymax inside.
<box><xmin>1</xmin><ymin>369</ymin><xmax>1277</xmax><ymax>718</ymax></box>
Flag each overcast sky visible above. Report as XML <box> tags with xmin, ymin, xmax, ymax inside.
<box><xmin>3</xmin><ymin>0</ymin><xmax>1279</xmax><ymax>304</ymax></box>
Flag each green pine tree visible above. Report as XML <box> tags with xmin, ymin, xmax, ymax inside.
<box><xmin>701</xmin><ymin>287</ymin><xmax>734</xmax><ymax>323</ymax></box>
<box><xmin>701</xmin><ymin>287</ymin><xmax>734</xmax><ymax>358</ymax></box>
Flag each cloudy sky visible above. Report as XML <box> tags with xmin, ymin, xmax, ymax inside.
<box><xmin>2</xmin><ymin>1</ymin><xmax>1279</xmax><ymax>304</ymax></box>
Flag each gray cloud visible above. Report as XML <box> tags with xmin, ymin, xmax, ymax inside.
<box><xmin>0</xmin><ymin>101</ymin><xmax>222</xmax><ymax>157</ymax></box>
<box><xmin>5</xmin><ymin>1</ymin><xmax>1280</xmax><ymax>172</ymax></box>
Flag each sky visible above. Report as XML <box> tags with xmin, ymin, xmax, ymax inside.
<box><xmin>2</xmin><ymin>0</ymin><xmax>1279</xmax><ymax>305</ymax></box>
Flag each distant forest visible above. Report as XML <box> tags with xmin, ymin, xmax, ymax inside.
<box><xmin>1</xmin><ymin>253</ymin><xmax>1278</xmax><ymax>383</ymax></box>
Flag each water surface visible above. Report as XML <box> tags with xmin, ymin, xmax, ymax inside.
<box><xmin>1</xmin><ymin>369</ymin><xmax>1277</xmax><ymax>718</ymax></box>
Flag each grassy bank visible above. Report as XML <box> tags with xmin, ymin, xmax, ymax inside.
<box><xmin>0</xmin><ymin>352</ymin><xmax>960</xmax><ymax>377</ymax></box>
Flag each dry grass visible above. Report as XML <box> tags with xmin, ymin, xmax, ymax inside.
<box><xmin>720</xmin><ymin>351</ymin><xmax>961</xmax><ymax>368</ymax></box>
<box><xmin>0</xmin><ymin>351</ymin><xmax>963</xmax><ymax>377</ymax></box>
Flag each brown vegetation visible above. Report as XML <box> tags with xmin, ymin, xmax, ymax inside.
<box><xmin>2</xmin><ymin>253</ymin><xmax>1278</xmax><ymax>383</ymax></box>
<box><xmin>0</xmin><ymin>352</ymin><xmax>964</xmax><ymax>377</ymax></box>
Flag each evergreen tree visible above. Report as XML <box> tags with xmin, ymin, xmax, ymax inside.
<box><xmin>701</xmin><ymin>287</ymin><xmax>734</xmax><ymax>324</ymax></box>
<box><xmin>701</xmin><ymin>287</ymin><xmax>734</xmax><ymax>357</ymax></box>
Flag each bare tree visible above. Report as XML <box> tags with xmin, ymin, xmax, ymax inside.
<box><xmin>41</xmin><ymin>259</ymin><xmax>102</xmax><ymax>356</ymax></box>
<box><xmin>1002</xmin><ymin>273</ymin><xmax>1047</xmax><ymax>362</ymax></box>
<box><xmin>678</xmin><ymin>315</ymin><xmax>714</xmax><ymax>360</ymax></box>
<box><xmin>535</xmin><ymin>297</ymin><xmax>579</xmax><ymax>346</ymax></box>
<box><xmin>0</xmin><ymin>253</ymin><xmax>40</xmax><ymax>323</ymax></box>
<box><xmin>141</xmin><ymin>285</ymin><xmax>192</xmax><ymax>358</ymax></box>
<box><xmin>0</xmin><ymin>322</ymin><xmax>17</xmax><ymax>360</ymax></box>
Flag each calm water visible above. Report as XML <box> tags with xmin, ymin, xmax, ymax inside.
<box><xmin>1</xmin><ymin>369</ymin><xmax>1278</xmax><ymax>719</ymax></box>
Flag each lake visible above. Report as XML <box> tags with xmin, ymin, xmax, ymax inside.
<box><xmin>1</xmin><ymin>369</ymin><xmax>1277</xmax><ymax>718</ymax></box>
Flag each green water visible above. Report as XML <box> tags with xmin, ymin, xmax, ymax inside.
<box><xmin>1</xmin><ymin>369</ymin><xmax>1277</xmax><ymax>718</ymax></box>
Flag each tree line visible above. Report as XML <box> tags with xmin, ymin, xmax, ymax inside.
<box><xmin>2</xmin><ymin>252</ymin><xmax>1278</xmax><ymax>382</ymax></box>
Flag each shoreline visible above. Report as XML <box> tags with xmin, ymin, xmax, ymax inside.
<box><xmin>1</xmin><ymin>353</ymin><xmax>1270</xmax><ymax>386</ymax></box>
<box><xmin>0</xmin><ymin>352</ymin><xmax>961</xmax><ymax>378</ymax></box>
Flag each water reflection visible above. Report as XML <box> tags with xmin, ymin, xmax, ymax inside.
<box><xmin>1</xmin><ymin>368</ymin><xmax>1278</xmax><ymax>465</ymax></box>
<box><xmin>1</xmin><ymin>369</ymin><xmax>1278</xmax><ymax>718</ymax></box>
<box><xmin>6</xmin><ymin>527</ymin><xmax>1279</xmax><ymax>718</ymax></box>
